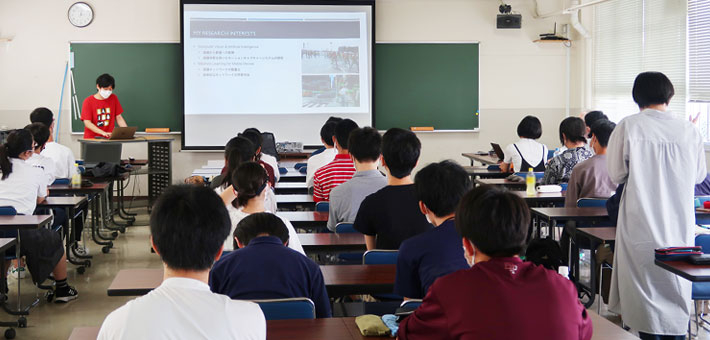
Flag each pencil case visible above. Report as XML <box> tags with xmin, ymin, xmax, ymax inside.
<box><xmin>655</xmin><ymin>246</ymin><xmax>703</xmax><ymax>261</ymax></box>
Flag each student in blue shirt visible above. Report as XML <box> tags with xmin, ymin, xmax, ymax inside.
<box><xmin>209</xmin><ymin>212</ymin><xmax>331</xmax><ymax>318</ymax></box>
<box><xmin>394</xmin><ymin>160</ymin><xmax>472</xmax><ymax>300</ymax></box>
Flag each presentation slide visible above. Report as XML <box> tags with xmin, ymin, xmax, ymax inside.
<box><xmin>182</xmin><ymin>2</ymin><xmax>373</xmax><ymax>149</ymax></box>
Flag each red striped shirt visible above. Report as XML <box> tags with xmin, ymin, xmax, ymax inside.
<box><xmin>312</xmin><ymin>154</ymin><xmax>356</xmax><ymax>202</ymax></box>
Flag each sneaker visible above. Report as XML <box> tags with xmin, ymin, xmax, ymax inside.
<box><xmin>75</xmin><ymin>245</ymin><xmax>90</xmax><ymax>256</ymax></box>
<box><xmin>7</xmin><ymin>265</ymin><xmax>26</xmax><ymax>279</ymax></box>
<box><xmin>54</xmin><ymin>286</ymin><xmax>78</xmax><ymax>303</ymax></box>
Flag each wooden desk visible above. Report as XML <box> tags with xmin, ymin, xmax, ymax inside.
<box><xmin>577</xmin><ymin>227</ymin><xmax>616</xmax><ymax>244</ymax></box>
<box><xmin>277</xmin><ymin>211</ymin><xmax>328</xmax><ymax>231</ymax></box>
<box><xmin>276</xmin><ymin>194</ymin><xmax>314</xmax><ymax>211</ymax></box>
<box><xmin>475</xmin><ymin>178</ymin><xmax>526</xmax><ymax>190</ymax></box>
<box><xmin>107</xmin><ymin>268</ymin><xmax>163</xmax><ymax>296</ymax></box>
<box><xmin>300</xmin><ymin>233</ymin><xmax>365</xmax><ymax>254</ymax></box>
<box><xmin>655</xmin><ymin>260</ymin><xmax>710</xmax><ymax>282</ymax></box>
<box><xmin>274</xmin><ymin>182</ymin><xmax>309</xmax><ymax>195</ymax></box>
<box><xmin>461</xmin><ymin>152</ymin><xmax>500</xmax><ymax>166</ymax></box>
<box><xmin>512</xmin><ymin>191</ymin><xmax>565</xmax><ymax>206</ymax></box>
<box><xmin>39</xmin><ymin>196</ymin><xmax>91</xmax><ymax>270</ymax></box>
<box><xmin>321</xmin><ymin>264</ymin><xmax>396</xmax><ymax>297</ymax></box>
<box><xmin>69</xmin><ymin>312</ymin><xmax>634</xmax><ymax>340</ymax></box>
<box><xmin>0</xmin><ymin>215</ymin><xmax>52</xmax><ymax>230</ymax></box>
<box><xmin>279</xmin><ymin>169</ymin><xmax>306</xmax><ymax>183</ymax></box>
<box><xmin>278</xmin><ymin>151</ymin><xmax>311</xmax><ymax>159</ymax></box>
<box><xmin>530</xmin><ymin>207</ymin><xmax>611</xmax><ymax>224</ymax></box>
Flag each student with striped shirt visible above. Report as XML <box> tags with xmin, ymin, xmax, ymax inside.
<box><xmin>312</xmin><ymin>119</ymin><xmax>359</xmax><ymax>202</ymax></box>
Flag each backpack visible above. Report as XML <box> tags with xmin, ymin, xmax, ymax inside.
<box><xmin>525</xmin><ymin>237</ymin><xmax>565</xmax><ymax>271</ymax></box>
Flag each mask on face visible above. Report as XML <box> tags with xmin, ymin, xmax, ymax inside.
<box><xmin>99</xmin><ymin>89</ymin><xmax>112</xmax><ymax>99</ymax></box>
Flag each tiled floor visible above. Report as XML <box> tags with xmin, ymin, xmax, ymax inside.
<box><xmin>5</xmin><ymin>208</ymin><xmax>707</xmax><ymax>339</ymax></box>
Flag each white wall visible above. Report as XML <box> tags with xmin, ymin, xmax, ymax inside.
<box><xmin>0</xmin><ymin>0</ymin><xmax>585</xmax><ymax>193</ymax></box>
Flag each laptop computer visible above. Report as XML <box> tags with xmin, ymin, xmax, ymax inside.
<box><xmin>490</xmin><ymin>143</ymin><xmax>505</xmax><ymax>161</ymax></box>
<box><xmin>109</xmin><ymin>126</ymin><xmax>137</xmax><ymax>140</ymax></box>
<box><xmin>82</xmin><ymin>143</ymin><xmax>122</xmax><ymax>169</ymax></box>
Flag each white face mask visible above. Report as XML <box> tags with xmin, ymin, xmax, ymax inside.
<box><xmin>99</xmin><ymin>89</ymin><xmax>112</xmax><ymax>99</ymax></box>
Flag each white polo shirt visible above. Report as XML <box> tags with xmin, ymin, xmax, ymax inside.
<box><xmin>224</xmin><ymin>208</ymin><xmax>304</xmax><ymax>254</ymax></box>
<box><xmin>260</xmin><ymin>153</ymin><xmax>280</xmax><ymax>182</ymax></box>
<box><xmin>0</xmin><ymin>158</ymin><xmax>47</xmax><ymax>215</ymax></box>
<box><xmin>306</xmin><ymin>147</ymin><xmax>336</xmax><ymax>188</ymax></box>
<box><xmin>26</xmin><ymin>153</ymin><xmax>56</xmax><ymax>186</ymax></box>
<box><xmin>40</xmin><ymin>142</ymin><xmax>77</xmax><ymax>179</ymax></box>
<box><xmin>502</xmin><ymin>138</ymin><xmax>548</xmax><ymax>172</ymax></box>
<box><xmin>97</xmin><ymin>277</ymin><xmax>266</xmax><ymax>340</ymax></box>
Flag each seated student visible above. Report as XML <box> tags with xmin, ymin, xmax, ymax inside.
<box><xmin>243</xmin><ymin>128</ymin><xmax>279</xmax><ymax>183</ymax></box>
<box><xmin>214</xmin><ymin>137</ymin><xmax>277</xmax><ymax>213</ymax></box>
<box><xmin>500</xmin><ymin>116</ymin><xmax>548</xmax><ymax>173</ymax></box>
<box><xmin>395</xmin><ymin>161</ymin><xmax>471</xmax><ymax>300</ymax></box>
<box><xmin>398</xmin><ymin>186</ymin><xmax>593</xmax><ymax>340</ymax></box>
<box><xmin>98</xmin><ymin>185</ymin><xmax>266</xmax><ymax>339</ymax></box>
<box><xmin>312</xmin><ymin>119</ymin><xmax>359</xmax><ymax>202</ymax></box>
<box><xmin>29</xmin><ymin>107</ymin><xmax>77</xmax><ymax>179</ymax></box>
<box><xmin>209</xmin><ymin>212</ymin><xmax>331</xmax><ymax>318</ymax></box>
<box><xmin>541</xmin><ymin>117</ymin><xmax>593</xmax><ymax>184</ymax></box>
<box><xmin>354</xmin><ymin>128</ymin><xmax>432</xmax><ymax>250</ymax></box>
<box><xmin>309</xmin><ymin>116</ymin><xmax>342</xmax><ymax>158</ymax></box>
<box><xmin>565</xmin><ymin>120</ymin><xmax>617</xmax><ymax>207</ymax></box>
<box><xmin>306</xmin><ymin>119</ymin><xmax>340</xmax><ymax>187</ymax></box>
<box><xmin>240</xmin><ymin>129</ymin><xmax>276</xmax><ymax>187</ymax></box>
<box><xmin>327</xmin><ymin>127</ymin><xmax>386</xmax><ymax>231</ymax></box>
<box><xmin>24</xmin><ymin>123</ymin><xmax>56</xmax><ymax>186</ymax></box>
<box><xmin>583</xmin><ymin>110</ymin><xmax>608</xmax><ymax>139</ymax></box>
<box><xmin>0</xmin><ymin>130</ymin><xmax>78</xmax><ymax>302</ymax></box>
<box><xmin>220</xmin><ymin>162</ymin><xmax>303</xmax><ymax>254</ymax></box>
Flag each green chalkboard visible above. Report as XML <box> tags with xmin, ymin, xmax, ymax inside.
<box><xmin>70</xmin><ymin>43</ymin><xmax>182</xmax><ymax>133</ymax></box>
<box><xmin>374</xmin><ymin>43</ymin><xmax>479</xmax><ymax>131</ymax></box>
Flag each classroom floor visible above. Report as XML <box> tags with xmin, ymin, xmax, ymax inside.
<box><xmin>5</xmin><ymin>207</ymin><xmax>709</xmax><ymax>340</ymax></box>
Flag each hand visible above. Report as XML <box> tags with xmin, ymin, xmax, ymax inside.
<box><xmin>690</xmin><ymin>112</ymin><xmax>701</xmax><ymax>125</ymax></box>
<box><xmin>102</xmin><ymin>131</ymin><xmax>111</xmax><ymax>138</ymax></box>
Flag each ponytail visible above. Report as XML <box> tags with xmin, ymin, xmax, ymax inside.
<box><xmin>232</xmin><ymin>162</ymin><xmax>268</xmax><ymax>208</ymax></box>
<box><xmin>0</xmin><ymin>130</ymin><xmax>33</xmax><ymax>180</ymax></box>
<box><xmin>0</xmin><ymin>144</ymin><xmax>10</xmax><ymax>180</ymax></box>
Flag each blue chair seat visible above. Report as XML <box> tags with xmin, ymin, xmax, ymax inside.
<box><xmin>251</xmin><ymin>298</ymin><xmax>315</xmax><ymax>320</ymax></box>
<box><xmin>278</xmin><ymin>167</ymin><xmax>288</xmax><ymax>175</ymax></box>
<box><xmin>315</xmin><ymin>201</ymin><xmax>329</xmax><ymax>212</ymax></box>
<box><xmin>294</xmin><ymin>163</ymin><xmax>308</xmax><ymax>170</ymax></box>
<box><xmin>298</xmin><ymin>167</ymin><xmax>307</xmax><ymax>174</ymax></box>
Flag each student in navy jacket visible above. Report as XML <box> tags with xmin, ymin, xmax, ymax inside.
<box><xmin>209</xmin><ymin>212</ymin><xmax>331</xmax><ymax>318</ymax></box>
<box><xmin>398</xmin><ymin>186</ymin><xmax>592</xmax><ymax>340</ymax></box>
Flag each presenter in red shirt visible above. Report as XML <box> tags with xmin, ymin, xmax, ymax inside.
<box><xmin>81</xmin><ymin>73</ymin><xmax>128</xmax><ymax>139</ymax></box>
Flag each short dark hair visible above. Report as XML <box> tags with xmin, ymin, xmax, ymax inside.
<box><xmin>558</xmin><ymin>117</ymin><xmax>587</xmax><ymax>145</ymax></box>
<box><xmin>584</xmin><ymin>111</ymin><xmax>607</xmax><ymax>128</ymax></box>
<box><xmin>415</xmin><ymin>160</ymin><xmax>472</xmax><ymax>217</ymax></box>
<box><xmin>590</xmin><ymin>120</ymin><xmax>616</xmax><ymax>148</ymax></box>
<box><xmin>326</xmin><ymin>116</ymin><xmax>343</xmax><ymax>125</ymax></box>
<box><xmin>96</xmin><ymin>73</ymin><xmax>115</xmax><ymax>88</ymax></box>
<box><xmin>234</xmin><ymin>212</ymin><xmax>289</xmax><ymax>247</ymax></box>
<box><xmin>231</xmin><ymin>162</ymin><xmax>268</xmax><ymax>207</ymax></box>
<box><xmin>516</xmin><ymin>116</ymin><xmax>542</xmax><ymax>139</ymax></box>
<box><xmin>348</xmin><ymin>127</ymin><xmax>381</xmax><ymax>163</ymax></box>
<box><xmin>222</xmin><ymin>136</ymin><xmax>255</xmax><ymax>187</ymax></box>
<box><xmin>29</xmin><ymin>107</ymin><xmax>53</xmax><ymax>128</ymax></box>
<box><xmin>320</xmin><ymin>121</ymin><xmax>338</xmax><ymax>147</ymax></box>
<box><xmin>632</xmin><ymin>71</ymin><xmax>675</xmax><ymax>108</ymax></box>
<box><xmin>455</xmin><ymin>186</ymin><xmax>530</xmax><ymax>257</ymax></box>
<box><xmin>24</xmin><ymin>123</ymin><xmax>50</xmax><ymax>149</ymax></box>
<box><xmin>240</xmin><ymin>129</ymin><xmax>263</xmax><ymax>153</ymax></box>
<box><xmin>150</xmin><ymin>185</ymin><xmax>231</xmax><ymax>271</ymax></box>
<box><xmin>382</xmin><ymin>128</ymin><xmax>421</xmax><ymax>179</ymax></box>
<box><xmin>334</xmin><ymin>119</ymin><xmax>359</xmax><ymax>149</ymax></box>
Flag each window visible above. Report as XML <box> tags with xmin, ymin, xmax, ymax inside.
<box><xmin>593</xmin><ymin>0</ymin><xmax>687</xmax><ymax>123</ymax></box>
<box><xmin>688</xmin><ymin>0</ymin><xmax>710</xmax><ymax>141</ymax></box>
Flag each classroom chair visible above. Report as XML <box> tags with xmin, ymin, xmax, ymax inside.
<box><xmin>400</xmin><ymin>299</ymin><xmax>423</xmax><ymax>311</ymax></box>
<box><xmin>335</xmin><ymin>222</ymin><xmax>357</xmax><ymax>234</ymax></box>
<box><xmin>278</xmin><ymin>167</ymin><xmax>288</xmax><ymax>175</ymax></box>
<box><xmin>294</xmin><ymin>163</ymin><xmax>308</xmax><ymax>170</ymax></box>
<box><xmin>576</xmin><ymin>198</ymin><xmax>607</xmax><ymax>208</ymax></box>
<box><xmin>0</xmin><ymin>207</ymin><xmax>16</xmax><ymax>216</ymax></box>
<box><xmin>363</xmin><ymin>250</ymin><xmax>398</xmax><ymax>265</ymax></box>
<box><xmin>250</xmin><ymin>297</ymin><xmax>315</xmax><ymax>320</ymax></box>
<box><xmin>691</xmin><ymin>234</ymin><xmax>710</xmax><ymax>336</ymax></box>
<box><xmin>298</xmin><ymin>166</ymin><xmax>308</xmax><ymax>174</ymax></box>
<box><xmin>51</xmin><ymin>178</ymin><xmax>71</xmax><ymax>185</ymax></box>
<box><xmin>547</xmin><ymin>149</ymin><xmax>556</xmax><ymax>161</ymax></box>
<box><xmin>315</xmin><ymin>201</ymin><xmax>329</xmax><ymax>212</ymax></box>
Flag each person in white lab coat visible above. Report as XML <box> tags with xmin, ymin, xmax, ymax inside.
<box><xmin>607</xmin><ymin>72</ymin><xmax>706</xmax><ymax>339</ymax></box>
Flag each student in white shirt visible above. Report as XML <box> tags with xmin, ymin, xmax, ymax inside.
<box><xmin>0</xmin><ymin>129</ymin><xmax>78</xmax><ymax>302</ymax></box>
<box><xmin>306</xmin><ymin>119</ymin><xmax>340</xmax><ymax>188</ymax></box>
<box><xmin>98</xmin><ymin>185</ymin><xmax>266</xmax><ymax>340</ymax></box>
<box><xmin>24</xmin><ymin>123</ymin><xmax>56</xmax><ymax>186</ymax></box>
<box><xmin>219</xmin><ymin>162</ymin><xmax>303</xmax><ymax>254</ymax></box>
<box><xmin>500</xmin><ymin>115</ymin><xmax>548</xmax><ymax>173</ymax></box>
<box><xmin>29</xmin><ymin>107</ymin><xmax>77</xmax><ymax>179</ymax></box>
<box><xmin>243</xmin><ymin>128</ymin><xmax>280</xmax><ymax>183</ymax></box>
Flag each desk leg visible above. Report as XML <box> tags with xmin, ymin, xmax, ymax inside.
<box><xmin>116</xmin><ymin>178</ymin><xmax>136</xmax><ymax>220</ymax></box>
<box><xmin>98</xmin><ymin>187</ymin><xmax>122</xmax><ymax>236</ymax></box>
<box><xmin>90</xmin><ymin>193</ymin><xmax>114</xmax><ymax>251</ymax></box>
<box><xmin>64</xmin><ymin>207</ymin><xmax>90</xmax><ymax>273</ymax></box>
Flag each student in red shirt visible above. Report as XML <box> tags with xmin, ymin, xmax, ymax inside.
<box><xmin>398</xmin><ymin>185</ymin><xmax>592</xmax><ymax>340</ymax></box>
<box><xmin>81</xmin><ymin>74</ymin><xmax>128</xmax><ymax>139</ymax></box>
<box><xmin>312</xmin><ymin>119</ymin><xmax>359</xmax><ymax>202</ymax></box>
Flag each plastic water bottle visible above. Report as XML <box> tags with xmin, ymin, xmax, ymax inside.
<box><xmin>526</xmin><ymin>167</ymin><xmax>536</xmax><ymax>196</ymax></box>
<box><xmin>71</xmin><ymin>163</ymin><xmax>82</xmax><ymax>188</ymax></box>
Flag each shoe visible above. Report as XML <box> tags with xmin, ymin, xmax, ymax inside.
<box><xmin>54</xmin><ymin>286</ymin><xmax>78</xmax><ymax>303</ymax></box>
<box><xmin>75</xmin><ymin>245</ymin><xmax>90</xmax><ymax>256</ymax></box>
<box><xmin>7</xmin><ymin>265</ymin><xmax>26</xmax><ymax>279</ymax></box>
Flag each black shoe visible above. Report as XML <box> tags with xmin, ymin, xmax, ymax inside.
<box><xmin>54</xmin><ymin>286</ymin><xmax>78</xmax><ymax>303</ymax></box>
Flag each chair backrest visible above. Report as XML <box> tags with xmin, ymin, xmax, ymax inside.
<box><xmin>315</xmin><ymin>201</ymin><xmax>329</xmax><ymax>212</ymax></box>
<box><xmin>547</xmin><ymin>149</ymin><xmax>556</xmax><ymax>160</ymax></box>
<box><xmin>696</xmin><ymin>234</ymin><xmax>710</xmax><ymax>254</ymax></box>
<box><xmin>576</xmin><ymin>198</ymin><xmax>608</xmax><ymax>208</ymax></box>
<box><xmin>363</xmin><ymin>250</ymin><xmax>398</xmax><ymax>265</ymax></box>
<box><xmin>251</xmin><ymin>297</ymin><xmax>315</xmax><ymax>320</ymax></box>
<box><xmin>0</xmin><ymin>206</ymin><xmax>17</xmax><ymax>216</ymax></box>
<box><xmin>335</xmin><ymin>222</ymin><xmax>357</xmax><ymax>234</ymax></box>
<box><xmin>52</xmin><ymin>178</ymin><xmax>71</xmax><ymax>185</ymax></box>
<box><xmin>400</xmin><ymin>299</ymin><xmax>423</xmax><ymax>310</ymax></box>
<box><xmin>261</xmin><ymin>132</ymin><xmax>279</xmax><ymax>160</ymax></box>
